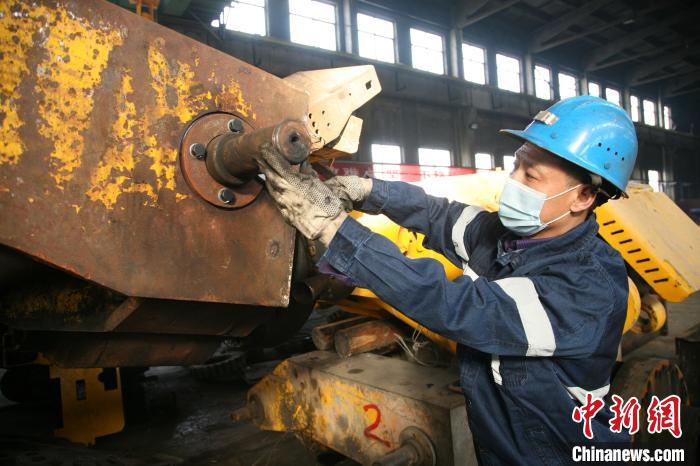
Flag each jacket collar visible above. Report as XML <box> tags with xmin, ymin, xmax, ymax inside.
<box><xmin>496</xmin><ymin>213</ymin><xmax>599</xmax><ymax>267</ymax></box>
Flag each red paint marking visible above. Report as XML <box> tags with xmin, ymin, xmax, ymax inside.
<box><xmin>363</xmin><ymin>404</ymin><xmax>391</xmax><ymax>448</ymax></box>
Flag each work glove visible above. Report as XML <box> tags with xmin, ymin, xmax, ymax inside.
<box><xmin>256</xmin><ymin>143</ymin><xmax>347</xmax><ymax>247</ymax></box>
<box><xmin>324</xmin><ymin>176</ymin><xmax>373</xmax><ymax>212</ymax></box>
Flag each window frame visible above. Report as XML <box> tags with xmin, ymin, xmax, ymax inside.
<box><xmin>288</xmin><ymin>0</ymin><xmax>339</xmax><ymax>51</ymax></box>
<box><xmin>642</xmin><ymin>98</ymin><xmax>657</xmax><ymax>126</ymax></box>
<box><xmin>418</xmin><ymin>147</ymin><xmax>452</xmax><ymax>167</ymax></box>
<box><xmin>557</xmin><ymin>71</ymin><xmax>578</xmax><ymax>99</ymax></box>
<box><xmin>588</xmin><ymin>81</ymin><xmax>601</xmax><ymax>97</ymax></box>
<box><xmin>356</xmin><ymin>10</ymin><xmax>397</xmax><ymax>64</ymax></box>
<box><xmin>630</xmin><ymin>95</ymin><xmax>641</xmax><ymax>122</ymax></box>
<box><xmin>475</xmin><ymin>152</ymin><xmax>493</xmax><ymax>170</ymax></box>
<box><xmin>462</xmin><ymin>41</ymin><xmax>488</xmax><ymax>85</ymax></box>
<box><xmin>533</xmin><ymin>63</ymin><xmax>553</xmax><ymax>100</ymax></box>
<box><xmin>495</xmin><ymin>52</ymin><xmax>522</xmax><ymax>93</ymax></box>
<box><xmin>605</xmin><ymin>87</ymin><xmax>621</xmax><ymax>107</ymax></box>
<box><xmin>370</xmin><ymin>143</ymin><xmax>402</xmax><ymax>164</ymax></box>
<box><xmin>211</xmin><ymin>0</ymin><xmax>268</xmax><ymax>36</ymax></box>
<box><xmin>409</xmin><ymin>26</ymin><xmax>446</xmax><ymax>75</ymax></box>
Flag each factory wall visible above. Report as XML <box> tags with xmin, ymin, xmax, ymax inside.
<box><xmin>162</xmin><ymin>13</ymin><xmax>700</xmax><ymax>203</ymax></box>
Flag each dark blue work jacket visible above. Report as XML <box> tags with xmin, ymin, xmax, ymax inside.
<box><xmin>321</xmin><ymin>179</ymin><xmax>631</xmax><ymax>465</ymax></box>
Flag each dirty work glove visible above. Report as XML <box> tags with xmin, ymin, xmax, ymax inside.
<box><xmin>324</xmin><ymin>176</ymin><xmax>373</xmax><ymax>212</ymax></box>
<box><xmin>256</xmin><ymin>143</ymin><xmax>347</xmax><ymax>246</ymax></box>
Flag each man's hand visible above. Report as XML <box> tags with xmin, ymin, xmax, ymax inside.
<box><xmin>324</xmin><ymin>176</ymin><xmax>373</xmax><ymax>211</ymax></box>
<box><xmin>256</xmin><ymin>143</ymin><xmax>347</xmax><ymax>246</ymax></box>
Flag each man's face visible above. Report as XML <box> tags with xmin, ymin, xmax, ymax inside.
<box><xmin>509</xmin><ymin>142</ymin><xmax>581</xmax><ymax>225</ymax></box>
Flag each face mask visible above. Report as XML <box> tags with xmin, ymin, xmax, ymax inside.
<box><xmin>498</xmin><ymin>178</ymin><xmax>581</xmax><ymax>237</ymax></box>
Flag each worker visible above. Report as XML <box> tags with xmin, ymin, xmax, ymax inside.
<box><xmin>256</xmin><ymin>95</ymin><xmax>637</xmax><ymax>465</ymax></box>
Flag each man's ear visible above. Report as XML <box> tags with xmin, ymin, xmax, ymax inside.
<box><xmin>570</xmin><ymin>186</ymin><xmax>596</xmax><ymax>213</ymax></box>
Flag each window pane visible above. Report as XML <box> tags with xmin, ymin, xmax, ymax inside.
<box><xmin>418</xmin><ymin>148</ymin><xmax>451</xmax><ymax>166</ymax></box>
<box><xmin>290</xmin><ymin>0</ymin><xmax>337</xmax><ymax>51</ymax></box>
<box><xmin>213</xmin><ymin>1</ymin><xmax>267</xmax><ymax>36</ymax></box>
<box><xmin>588</xmin><ymin>82</ymin><xmax>600</xmax><ymax>97</ymax></box>
<box><xmin>643</xmin><ymin>99</ymin><xmax>656</xmax><ymax>126</ymax></box>
<box><xmin>647</xmin><ymin>169</ymin><xmax>660</xmax><ymax>192</ymax></box>
<box><xmin>605</xmin><ymin>88</ymin><xmax>621</xmax><ymax>107</ymax></box>
<box><xmin>496</xmin><ymin>54</ymin><xmax>521</xmax><ymax>93</ymax></box>
<box><xmin>663</xmin><ymin>106</ymin><xmax>672</xmax><ymax>130</ymax></box>
<box><xmin>410</xmin><ymin>28</ymin><xmax>444</xmax><ymax>74</ymax></box>
<box><xmin>630</xmin><ymin>95</ymin><xmax>640</xmax><ymax>122</ymax></box>
<box><xmin>503</xmin><ymin>155</ymin><xmax>515</xmax><ymax>173</ymax></box>
<box><xmin>371</xmin><ymin>144</ymin><xmax>401</xmax><ymax>164</ymax></box>
<box><xmin>558</xmin><ymin>72</ymin><xmax>577</xmax><ymax>99</ymax></box>
<box><xmin>475</xmin><ymin>152</ymin><xmax>492</xmax><ymax>170</ymax></box>
<box><xmin>462</xmin><ymin>43</ymin><xmax>486</xmax><ymax>85</ymax></box>
<box><xmin>357</xmin><ymin>13</ymin><xmax>395</xmax><ymax>63</ymax></box>
<box><xmin>534</xmin><ymin>65</ymin><xmax>552</xmax><ymax>100</ymax></box>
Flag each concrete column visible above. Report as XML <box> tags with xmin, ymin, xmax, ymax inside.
<box><xmin>268</xmin><ymin>0</ymin><xmax>290</xmax><ymax>41</ymax></box>
<box><xmin>523</xmin><ymin>53</ymin><xmax>534</xmax><ymax>96</ymax></box>
<box><xmin>342</xmin><ymin>0</ymin><xmax>353</xmax><ymax>54</ymax></box>
<box><xmin>448</xmin><ymin>28</ymin><xmax>463</xmax><ymax>79</ymax></box>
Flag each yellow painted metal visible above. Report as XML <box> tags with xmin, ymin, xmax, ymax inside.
<box><xmin>596</xmin><ymin>189</ymin><xmax>700</xmax><ymax>302</ymax></box>
<box><xmin>50</xmin><ymin>366</ymin><xmax>125</xmax><ymax>445</ymax></box>
<box><xmin>239</xmin><ymin>351</ymin><xmax>470</xmax><ymax>465</ymax></box>
<box><xmin>624</xmin><ymin>277</ymin><xmax>641</xmax><ymax>334</ymax></box>
<box><xmin>631</xmin><ymin>293</ymin><xmax>667</xmax><ymax>334</ymax></box>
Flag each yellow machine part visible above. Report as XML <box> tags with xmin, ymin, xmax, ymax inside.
<box><xmin>596</xmin><ymin>187</ymin><xmax>700</xmax><ymax>302</ymax></box>
<box><xmin>631</xmin><ymin>293</ymin><xmax>667</xmax><ymax>334</ymax></box>
<box><xmin>624</xmin><ymin>277</ymin><xmax>641</xmax><ymax>333</ymax></box>
<box><xmin>50</xmin><ymin>366</ymin><xmax>125</xmax><ymax>445</ymax></box>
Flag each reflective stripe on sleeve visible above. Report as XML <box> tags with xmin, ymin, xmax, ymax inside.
<box><xmin>451</xmin><ymin>206</ymin><xmax>484</xmax><ymax>262</ymax></box>
<box><xmin>493</xmin><ymin>277</ymin><xmax>556</xmax><ymax>357</ymax></box>
<box><xmin>565</xmin><ymin>384</ymin><xmax>610</xmax><ymax>405</ymax></box>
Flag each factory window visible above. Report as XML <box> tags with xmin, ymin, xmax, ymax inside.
<box><xmin>418</xmin><ymin>148</ymin><xmax>451</xmax><ymax>166</ymax></box>
<box><xmin>410</xmin><ymin>28</ymin><xmax>444</xmax><ymax>74</ymax></box>
<box><xmin>496</xmin><ymin>53</ymin><xmax>521</xmax><ymax>93</ymax></box>
<box><xmin>558</xmin><ymin>72</ymin><xmax>577</xmax><ymax>99</ymax></box>
<box><xmin>210</xmin><ymin>0</ymin><xmax>267</xmax><ymax>36</ymax></box>
<box><xmin>630</xmin><ymin>95</ymin><xmax>640</xmax><ymax>122</ymax></box>
<box><xmin>663</xmin><ymin>105</ymin><xmax>673</xmax><ymax>130</ymax></box>
<box><xmin>357</xmin><ymin>13</ymin><xmax>395</xmax><ymax>63</ymax></box>
<box><xmin>462</xmin><ymin>43</ymin><xmax>486</xmax><ymax>85</ymax></box>
<box><xmin>502</xmin><ymin>155</ymin><xmax>515</xmax><ymax>173</ymax></box>
<box><xmin>475</xmin><ymin>152</ymin><xmax>493</xmax><ymax>170</ymax></box>
<box><xmin>588</xmin><ymin>82</ymin><xmax>601</xmax><ymax>97</ymax></box>
<box><xmin>289</xmin><ymin>0</ymin><xmax>337</xmax><ymax>51</ymax></box>
<box><xmin>643</xmin><ymin>99</ymin><xmax>657</xmax><ymax>126</ymax></box>
<box><xmin>371</xmin><ymin>144</ymin><xmax>401</xmax><ymax>164</ymax></box>
<box><xmin>605</xmin><ymin>87</ymin><xmax>621</xmax><ymax>107</ymax></box>
<box><xmin>534</xmin><ymin>65</ymin><xmax>552</xmax><ymax>100</ymax></box>
<box><xmin>647</xmin><ymin>170</ymin><xmax>660</xmax><ymax>192</ymax></box>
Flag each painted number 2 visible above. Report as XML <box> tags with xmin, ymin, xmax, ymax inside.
<box><xmin>363</xmin><ymin>404</ymin><xmax>391</xmax><ymax>448</ymax></box>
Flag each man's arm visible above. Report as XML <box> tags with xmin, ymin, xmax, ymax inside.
<box><xmin>357</xmin><ymin>179</ymin><xmax>486</xmax><ymax>268</ymax></box>
<box><xmin>322</xmin><ymin>216</ymin><xmax>611</xmax><ymax>358</ymax></box>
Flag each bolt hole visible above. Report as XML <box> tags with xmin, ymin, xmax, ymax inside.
<box><xmin>290</xmin><ymin>133</ymin><xmax>299</xmax><ymax>144</ymax></box>
<box><xmin>308</xmin><ymin>113</ymin><xmax>312</xmax><ymax>118</ymax></box>
<box><xmin>321</xmin><ymin>110</ymin><xmax>325</xmax><ymax>115</ymax></box>
<box><xmin>315</xmin><ymin>129</ymin><xmax>319</xmax><ymax>134</ymax></box>
<box><xmin>311</xmin><ymin>121</ymin><xmax>316</xmax><ymax>128</ymax></box>
<box><xmin>365</xmin><ymin>80</ymin><xmax>372</xmax><ymax>90</ymax></box>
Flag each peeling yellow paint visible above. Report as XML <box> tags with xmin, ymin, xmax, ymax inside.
<box><xmin>87</xmin><ymin>72</ymin><xmax>156</xmax><ymax>209</ymax></box>
<box><xmin>24</xmin><ymin>4</ymin><xmax>124</xmax><ymax>187</ymax></box>
<box><xmin>71</xmin><ymin>204</ymin><xmax>81</xmax><ymax>214</ymax></box>
<box><xmin>0</xmin><ymin>4</ymin><xmax>37</xmax><ymax>165</ymax></box>
<box><xmin>175</xmin><ymin>193</ymin><xmax>189</xmax><ymax>202</ymax></box>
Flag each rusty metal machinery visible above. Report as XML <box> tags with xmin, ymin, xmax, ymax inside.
<box><xmin>0</xmin><ymin>0</ymin><xmax>380</xmax><ymax>370</ymax></box>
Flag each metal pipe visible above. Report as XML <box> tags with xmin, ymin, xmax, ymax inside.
<box><xmin>206</xmin><ymin>120</ymin><xmax>311</xmax><ymax>186</ymax></box>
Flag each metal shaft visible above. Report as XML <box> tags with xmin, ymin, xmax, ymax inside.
<box><xmin>206</xmin><ymin>120</ymin><xmax>311</xmax><ymax>186</ymax></box>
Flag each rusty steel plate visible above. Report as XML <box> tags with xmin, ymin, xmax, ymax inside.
<box><xmin>0</xmin><ymin>0</ymin><xmax>309</xmax><ymax>306</ymax></box>
<box><xmin>179</xmin><ymin>112</ymin><xmax>262</xmax><ymax>209</ymax></box>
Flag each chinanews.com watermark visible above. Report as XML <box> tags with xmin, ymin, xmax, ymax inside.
<box><xmin>571</xmin><ymin>445</ymin><xmax>684</xmax><ymax>463</ymax></box>
<box><xmin>570</xmin><ymin>393</ymin><xmax>686</xmax><ymax>463</ymax></box>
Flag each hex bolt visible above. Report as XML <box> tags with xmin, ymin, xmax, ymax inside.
<box><xmin>189</xmin><ymin>142</ymin><xmax>206</xmax><ymax>160</ymax></box>
<box><xmin>218</xmin><ymin>188</ymin><xmax>236</xmax><ymax>204</ymax></box>
<box><xmin>227</xmin><ymin>118</ymin><xmax>244</xmax><ymax>133</ymax></box>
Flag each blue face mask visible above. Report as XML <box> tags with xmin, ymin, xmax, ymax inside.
<box><xmin>498</xmin><ymin>178</ymin><xmax>581</xmax><ymax>237</ymax></box>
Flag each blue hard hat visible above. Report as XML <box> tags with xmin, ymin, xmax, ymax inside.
<box><xmin>500</xmin><ymin>96</ymin><xmax>638</xmax><ymax>195</ymax></box>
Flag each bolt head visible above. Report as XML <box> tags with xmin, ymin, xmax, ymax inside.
<box><xmin>227</xmin><ymin>118</ymin><xmax>244</xmax><ymax>133</ymax></box>
<box><xmin>218</xmin><ymin>188</ymin><xmax>235</xmax><ymax>204</ymax></box>
<box><xmin>189</xmin><ymin>143</ymin><xmax>206</xmax><ymax>159</ymax></box>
